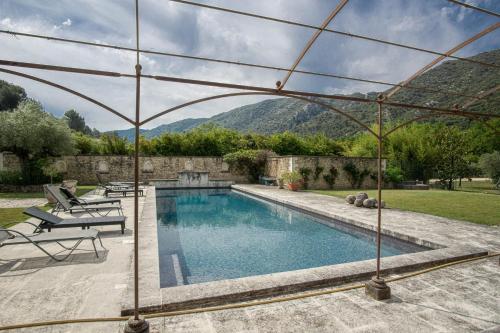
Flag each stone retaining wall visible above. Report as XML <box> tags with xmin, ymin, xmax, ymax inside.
<box><xmin>0</xmin><ymin>152</ymin><xmax>247</xmax><ymax>185</ymax></box>
<box><xmin>1</xmin><ymin>152</ymin><xmax>383</xmax><ymax>189</ymax></box>
<box><xmin>265</xmin><ymin>156</ymin><xmax>383</xmax><ymax>189</ymax></box>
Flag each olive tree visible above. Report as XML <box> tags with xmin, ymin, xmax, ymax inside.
<box><xmin>0</xmin><ymin>99</ymin><xmax>74</xmax><ymax>183</ymax></box>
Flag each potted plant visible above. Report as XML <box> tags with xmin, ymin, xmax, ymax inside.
<box><xmin>277</xmin><ymin>177</ymin><xmax>284</xmax><ymax>189</ymax></box>
<box><xmin>281</xmin><ymin>171</ymin><xmax>303</xmax><ymax>191</ymax></box>
<box><xmin>62</xmin><ymin>179</ymin><xmax>78</xmax><ymax>194</ymax></box>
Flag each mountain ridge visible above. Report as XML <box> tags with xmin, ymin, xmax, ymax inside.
<box><xmin>112</xmin><ymin>49</ymin><xmax>500</xmax><ymax>141</ymax></box>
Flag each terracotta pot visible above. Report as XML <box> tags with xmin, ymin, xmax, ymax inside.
<box><xmin>62</xmin><ymin>180</ymin><xmax>78</xmax><ymax>194</ymax></box>
<box><xmin>287</xmin><ymin>182</ymin><xmax>300</xmax><ymax>191</ymax></box>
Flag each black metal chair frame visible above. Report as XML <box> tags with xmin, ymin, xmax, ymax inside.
<box><xmin>0</xmin><ymin>222</ymin><xmax>104</xmax><ymax>262</ymax></box>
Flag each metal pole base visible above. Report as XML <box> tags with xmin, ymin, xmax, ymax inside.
<box><xmin>124</xmin><ymin>316</ymin><xmax>150</xmax><ymax>333</ymax></box>
<box><xmin>365</xmin><ymin>277</ymin><xmax>391</xmax><ymax>301</ymax></box>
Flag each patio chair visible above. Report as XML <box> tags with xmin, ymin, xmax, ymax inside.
<box><xmin>0</xmin><ymin>222</ymin><xmax>104</xmax><ymax>261</ymax></box>
<box><xmin>45</xmin><ymin>185</ymin><xmax>123</xmax><ymax>216</ymax></box>
<box><xmin>24</xmin><ymin>206</ymin><xmax>127</xmax><ymax>234</ymax></box>
<box><xmin>103</xmin><ymin>185</ymin><xmax>144</xmax><ymax>198</ymax></box>
<box><xmin>59</xmin><ymin>186</ymin><xmax>122</xmax><ymax>206</ymax></box>
<box><xmin>95</xmin><ymin>173</ymin><xmax>146</xmax><ymax>197</ymax></box>
<box><xmin>96</xmin><ymin>173</ymin><xmax>137</xmax><ymax>189</ymax></box>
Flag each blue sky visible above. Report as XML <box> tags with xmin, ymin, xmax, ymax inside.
<box><xmin>0</xmin><ymin>0</ymin><xmax>499</xmax><ymax>130</ymax></box>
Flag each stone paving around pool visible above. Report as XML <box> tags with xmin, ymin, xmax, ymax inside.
<box><xmin>0</xmin><ymin>189</ymin><xmax>145</xmax><ymax>332</ymax></box>
<box><xmin>0</xmin><ymin>185</ymin><xmax>499</xmax><ymax>332</ymax></box>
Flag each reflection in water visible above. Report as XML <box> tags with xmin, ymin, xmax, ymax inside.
<box><xmin>156</xmin><ymin>189</ymin><xmax>426</xmax><ymax>287</ymax></box>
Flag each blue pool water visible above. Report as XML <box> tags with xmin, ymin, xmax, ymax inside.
<box><xmin>156</xmin><ymin>189</ymin><xmax>426</xmax><ymax>287</ymax></box>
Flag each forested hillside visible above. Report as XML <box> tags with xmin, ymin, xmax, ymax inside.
<box><xmin>114</xmin><ymin>49</ymin><xmax>499</xmax><ymax>140</ymax></box>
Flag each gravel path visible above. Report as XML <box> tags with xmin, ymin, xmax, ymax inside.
<box><xmin>0</xmin><ymin>198</ymin><xmax>47</xmax><ymax>208</ymax></box>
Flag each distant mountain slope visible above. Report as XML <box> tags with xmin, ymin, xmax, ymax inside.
<box><xmin>112</xmin><ymin>49</ymin><xmax>500</xmax><ymax>140</ymax></box>
<box><xmin>112</xmin><ymin>118</ymin><xmax>207</xmax><ymax>141</ymax></box>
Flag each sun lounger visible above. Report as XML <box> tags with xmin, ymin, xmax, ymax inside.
<box><xmin>96</xmin><ymin>173</ymin><xmax>138</xmax><ymax>189</ymax></box>
<box><xmin>59</xmin><ymin>186</ymin><xmax>121</xmax><ymax>206</ymax></box>
<box><xmin>0</xmin><ymin>223</ymin><xmax>104</xmax><ymax>261</ymax></box>
<box><xmin>95</xmin><ymin>173</ymin><xmax>144</xmax><ymax>197</ymax></box>
<box><xmin>103</xmin><ymin>185</ymin><xmax>144</xmax><ymax>197</ymax></box>
<box><xmin>45</xmin><ymin>185</ymin><xmax>123</xmax><ymax>216</ymax></box>
<box><xmin>24</xmin><ymin>206</ymin><xmax>126</xmax><ymax>234</ymax></box>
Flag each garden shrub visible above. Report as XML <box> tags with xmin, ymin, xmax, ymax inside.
<box><xmin>384</xmin><ymin>166</ymin><xmax>404</xmax><ymax>184</ymax></box>
<box><xmin>0</xmin><ymin>170</ymin><xmax>24</xmax><ymax>185</ymax></box>
<box><xmin>99</xmin><ymin>133</ymin><xmax>132</xmax><ymax>155</ymax></box>
<box><xmin>478</xmin><ymin>151</ymin><xmax>500</xmax><ymax>183</ymax></box>
<box><xmin>223</xmin><ymin>149</ymin><xmax>270</xmax><ymax>183</ymax></box>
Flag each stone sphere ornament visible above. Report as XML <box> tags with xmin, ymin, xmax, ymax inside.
<box><xmin>346</xmin><ymin>195</ymin><xmax>356</xmax><ymax>204</ymax></box>
<box><xmin>363</xmin><ymin>198</ymin><xmax>376</xmax><ymax>208</ymax></box>
<box><xmin>356</xmin><ymin>192</ymin><xmax>368</xmax><ymax>201</ymax></box>
<box><xmin>354</xmin><ymin>198</ymin><xmax>364</xmax><ymax>207</ymax></box>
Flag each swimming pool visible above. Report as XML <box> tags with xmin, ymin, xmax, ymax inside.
<box><xmin>156</xmin><ymin>188</ymin><xmax>427</xmax><ymax>287</ymax></box>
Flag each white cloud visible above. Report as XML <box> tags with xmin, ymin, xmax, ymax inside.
<box><xmin>0</xmin><ymin>0</ymin><xmax>498</xmax><ymax>130</ymax></box>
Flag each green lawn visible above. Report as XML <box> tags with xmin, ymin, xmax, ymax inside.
<box><xmin>311</xmin><ymin>188</ymin><xmax>500</xmax><ymax>226</ymax></box>
<box><xmin>0</xmin><ymin>186</ymin><xmax>96</xmax><ymax>228</ymax></box>
<box><xmin>0</xmin><ymin>185</ymin><xmax>97</xmax><ymax>199</ymax></box>
<box><xmin>0</xmin><ymin>206</ymin><xmax>52</xmax><ymax>229</ymax></box>
<box><xmin>451</xmin><ymin>180</ymin><xmax>499</xmax><ymax>195</ymax></box>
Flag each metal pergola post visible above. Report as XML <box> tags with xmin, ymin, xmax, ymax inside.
<box><xmin>124</xmin><ymin>0</ymin><xmax>150</xmax><ymax>331</ymax></box>
<box><xmin>365</xmin><ymin>94</ymin><xmax>391</xmax><ymax>300</ymax></box>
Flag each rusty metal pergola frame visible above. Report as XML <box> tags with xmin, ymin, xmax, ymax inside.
<box><xmin>1</xmin><ymin>0</ymin><xmax>499</xmax><ymax>327</ymax></box>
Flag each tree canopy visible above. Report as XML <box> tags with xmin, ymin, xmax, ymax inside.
<box><xmin>0</xmin><ymin>99</ymin><xmax>74</xmax><ymax>159</ymax></box>
<box><xmin>0</xmin><ymin>80</ymin><xmax>26</xmax><ymax>112</ymax></box>
<box><xmin>64</xmin><ymin>109</ymin><xmax>100</xmax><ymax>137</ymax></box>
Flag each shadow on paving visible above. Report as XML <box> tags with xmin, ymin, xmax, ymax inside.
<box><xmin>0</xmin><ymin>250</ymin><xmax>108</xmax><ymax>273</ymax></box>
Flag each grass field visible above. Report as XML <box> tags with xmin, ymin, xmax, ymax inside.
<box><xmin>0</xmin><ymin>186</ymin><xmax>96</xmax><ymax>228</ymax></box>
<box><xmin>450</xmin><ymin>180</ymin><xmax>499</xmax><ymax>195</ymax></box>
<box><xmin>0</xmin><ymin>185</ymin><xmax>97</xmax><ymax>199</ymax></box>
<box><xmin>311</xmin><ymin>188</ymin><xmax>500</xmax><ymax>226</ymax></box>
<box><xmin>0</xmin><ymin>206</ymin><xmax>52</xmax><ymax>229</ymax></box>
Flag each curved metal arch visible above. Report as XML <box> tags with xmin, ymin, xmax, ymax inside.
<box><xmin>0</xmin><ymin>67</ymin><xmax>135</xmax><ymax>125</ymax></box>
<box><xmin>383</xmin><ymin>112</ymin><xmax>500</xmax><ymax>139</ymax></box>
<box><xmin>447</xmin><ymin>0</ymin><xmax>500</xmax><ymax>18</ymax></box>
<box><xmin>140</xmin><ymin>91</ymin><xmax>378</xmax><ymax>138</ymax></box>
<box><xmin>278</xmin><ymin>0</ymin><xmax>349</xmax><ymax>90</ymax></box>
<box><xmin>386</xmin><ymin>22</ymin><xmax>499</xmax><ymax>99</ymax></box>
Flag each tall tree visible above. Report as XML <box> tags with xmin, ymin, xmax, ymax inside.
<box><xmin>64</xmin><ymin>109</ymin><xmax>87</xmax><ymax>133</ymax></box>
<box><xmin>0</xmin><ymin>80</ymin><xmax>26</xmax><ymax>111</ymax></box>
<box><xmin>434</xmin><ymin>126</ymin><xmax>471</xmax><ymax>190</ymax></box>
<box><xmin>63</xmin><ymin>109</ymin><xmax>101</xmax><ymax>137</ymax></box>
